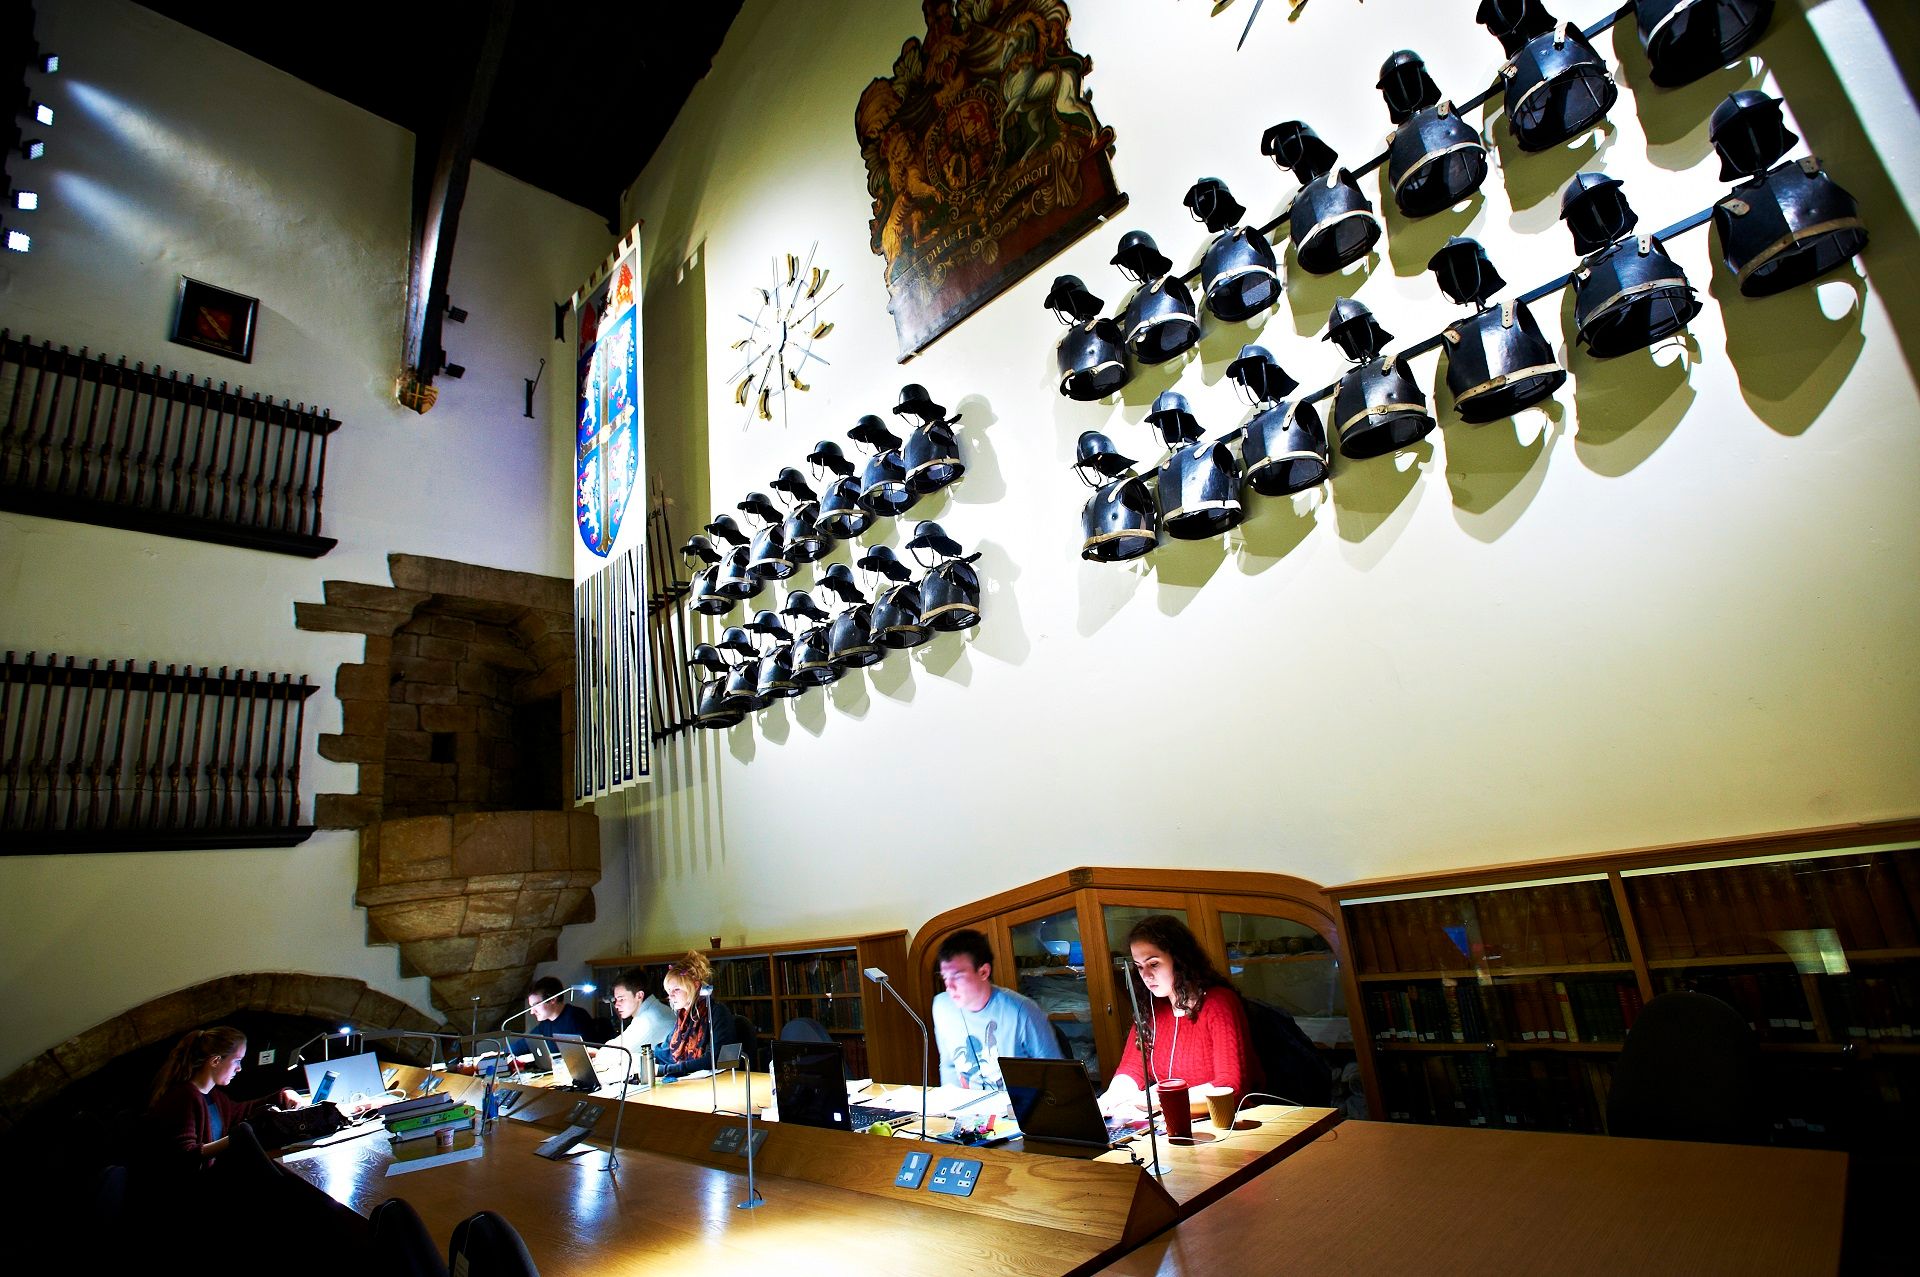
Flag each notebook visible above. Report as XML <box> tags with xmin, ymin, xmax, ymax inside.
<box><xmin>770</xmin><ymin>1040</ymin><xmax>912</xmax><ymax>1133</ymax></box>
<box><xmin>998</xmin><ymin>1056</ymin><xmax>1136</xmax><ymax>1155</ymax></box>
<box><xmin>302</xmin><ymin>1051</ymin><xmax>387</xmax><ymax>1107</ymax></box>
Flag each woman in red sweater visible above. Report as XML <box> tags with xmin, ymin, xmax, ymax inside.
<box><xmin>1100</xmin><ymin>915</ymin><xmax>1264</xmax><ymax>1120</ymax></box>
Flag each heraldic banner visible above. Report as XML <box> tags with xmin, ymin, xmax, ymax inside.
<box><xmin>857</xmin><ymin>0</ymin><xmax>1126</xmax><ymax>359</ymax></box>
<box><xmin>571</xmin><ymin>227</ymin><xmax>649</xmax><ymax>798</ymax></box>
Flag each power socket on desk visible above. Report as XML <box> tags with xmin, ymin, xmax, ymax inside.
<box><xmin>710</xmin><ymin>1126</ymin><xmax>769</xmax><ymax>1157</ymax></box>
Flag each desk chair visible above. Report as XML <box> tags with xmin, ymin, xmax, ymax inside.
<box><xmin>780</xmin><ymin>1017</ymin><xmax>833</xmax><ymax>1042</ymax></box>
<box><xmin>448</xmin><ymin>1210</ymin><xmax>539</xmax><ymax>1277</ymax></box>
<box><xmin>371</xmin><ymin>1197</ymin><xmax>448</xmax><ymax>1277</ymax></box>
<box><xmin>1606</xmin><ymin>990</ymin><xmax>1765</xmax><ymax>1144</ymax></box>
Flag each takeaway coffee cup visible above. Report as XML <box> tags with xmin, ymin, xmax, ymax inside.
<box><xmin>1155</xmin><ymin>1080</ymin><xmax>1191</xmax><ymax>1139</ymax></box>
<box><xmin>1201</xmin><ymin>1084</ymin><xmax>1238</xmax><ymax>1129</ymax></box>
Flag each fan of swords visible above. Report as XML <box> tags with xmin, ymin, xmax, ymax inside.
<box><xmin>724</xmin><ymin>244</ymin><xmax>840</xmax><ymax>428</ymax></box>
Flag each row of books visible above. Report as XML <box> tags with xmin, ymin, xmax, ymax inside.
<box><xmin>1377</xmin><ymin>1053</ymin><xmax>1615</xmax><ymax>1133</ymax></box>
<box><xmin>1659</xmin><ymin>970</ymin><xmax>1821</xmax><ymax>1042</ymax></box>
<box><xmin>778</xmin><ymin>955</ymin><xmax>860</xmax><ymax>996</ymax></box>
<box><xmin>1625</xmin><ymin>854</ymin><xmax>1920</xmax><ymax>960</ymax></box>
<box><xmin>712</xmin><ymin>959</ymin><xmax>773</xmax><ymax>997</ymax></box>
<box><xmin>1365</xmin><ymin>978</ymin><xmax>1644</xmax><ymax>1046</ymax></box>
<box><xmin>783</xmin><ymin>995</ymin><xmax>864</xmax><ymax>1030</ymax></box>
<box><xmin>1348</xmin><ymin>881</ymin><xmax>1628</xmax><ymax>974</ymax></box>
<box><xmin>1820</xmin><ymin>974</ymin><xmax>1919</xmax><ymax>1042</ymax></box>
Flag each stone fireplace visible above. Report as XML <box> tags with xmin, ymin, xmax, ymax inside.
<box><xmin>295</xmin><ymin>554</ymin><xmax>599</xmax><ymax>1030</ymax></box>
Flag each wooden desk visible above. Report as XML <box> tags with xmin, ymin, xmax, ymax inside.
<box><xmin>1093</xmin><ymin>1104</ymin><xmax>1341</xmax><ymax>1215</ymax></box>
<box><xmin>1096</xmin><ymin>1121</ymin><xmax>1848</xmax><ymax>1276</ymax></box>
<box><xmin>285</xmin><ymin>1094</ymin><xmax>1177</xmax><ymax>1277</ymax></box>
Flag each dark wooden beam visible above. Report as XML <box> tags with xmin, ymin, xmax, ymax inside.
<box><xmin>401</xmin><ymin>0</ymin><xmax>515</xmax><ymax>401</ymax></box>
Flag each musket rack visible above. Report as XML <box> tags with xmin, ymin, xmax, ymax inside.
<box><xmin>570</xmin><ymin>495</ymin><xmax>698</xmax><ymax>804</ymax></box>
<box><xmin>0</xmin><ymin>330</ymin><xmax>341</xmax><ymax>557</ymax></box>
<box><xmin>1</xmin><ymin>652</ymin><xmax>318</xmax><ymax>855</ymax></box>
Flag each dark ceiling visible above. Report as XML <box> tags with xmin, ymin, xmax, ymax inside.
<box><xmin>134</xmin><ymin>1</ymin><xmax>742</xmax><ymax>224</ymax></box>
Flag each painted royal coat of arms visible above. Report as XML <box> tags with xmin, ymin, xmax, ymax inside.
<box><xmin>857</xmin><ymin>0</ymin><xmax>1126</xmax><ymax>358</ymax></box>
<box><xmin>576</xmin><ymin>256</ymin><xmax>640</xmax><ymax>557</ymax></box>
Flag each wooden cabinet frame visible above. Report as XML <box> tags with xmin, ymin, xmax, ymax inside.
<box><xmin>909</xmin><ymin>868</ymin><xmax>1341</xmax><ymax>1083</ymax></box>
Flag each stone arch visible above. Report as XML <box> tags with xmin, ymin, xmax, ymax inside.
<box><xmin>0</xmin><ymin>972</ymin><xmax>437</xmax><ymax>1135</ymax></box>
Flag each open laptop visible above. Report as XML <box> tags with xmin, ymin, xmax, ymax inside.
<box><xmin>769</xmin><ymin>1040</ymin><xmax>911</xmax><ymax>1133</ymax></box>
<box><xmin>999</xmin><ymin>1056</ymin><xmax>1138</xmax><ymax>1157</ymax></box>
<box><xmin>549</xmin><ymin>1034</ymin><xmax>602</xmax><ymax>1092</ymax></box>
<box><xmin>301</xmin><ymin>1050</ymin><xmax>388</xmax><ymax>1107</ymax></box>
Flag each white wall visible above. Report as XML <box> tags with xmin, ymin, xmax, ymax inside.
<box><xmin>0</xmin><ymin>0</ymin><xmax>614</xmax><ymax>1078</ymax></box>
<box><xmin>607</xmin><ymin>0</ymin><xmax>1920</xmax><ymax>956</ymax></box>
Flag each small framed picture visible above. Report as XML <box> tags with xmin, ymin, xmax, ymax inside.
<box><xmin>171</xmin><ymin>276</ymin><xmax>258</xmax><ymax>363</ymax></box>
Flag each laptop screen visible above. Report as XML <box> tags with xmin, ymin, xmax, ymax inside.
<box><xmin>302</xmin><ymin>1050</ymin><xmax>387</xmax><ymax>1106</ymax></box>
<box><xmin>770</xmin><ymin>1039</ymin><xmax>852</xmax><ymax>1132</ymax></box>
<box><xmin>998</xmin><ymin>1056</ymin><xmax>1113</xmax><ymax>1147</ymax></box>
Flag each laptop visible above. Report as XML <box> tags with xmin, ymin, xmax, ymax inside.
<box><xmin>550</xmin><ymin>1034</ymin><xmax>602</xmax><ymax>1092</ymax></box>
<box><xmin>769</xmin><ymin>1040</ymin><xmax>911</xmax><ymax>1133</ymax></box>
<box><xmin>301</xmin><ymin>1050</ymin><xmax>388</xmax><ymax>1107</ymax></box>
<box><xmin>999</xmin><ymin>1056</ymin><xmax>1137</xmax><ymax>1156</ymax></box>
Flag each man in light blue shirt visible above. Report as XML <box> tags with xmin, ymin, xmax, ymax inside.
<box><xmin>930</xmin><ymin>929</ymin><xmax>1062</xmax><ymax>1089</ymax></box>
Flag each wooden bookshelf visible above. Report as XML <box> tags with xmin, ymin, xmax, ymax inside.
<box><xmin>1327</xmin><ymin>819</ymin><xmax>1920</xmax><ymax>1142</ymax></box>
<box><xmin>589</xmin><ymin>930</ymin><xmax>912</xmax><ymax>1082</ymax></box>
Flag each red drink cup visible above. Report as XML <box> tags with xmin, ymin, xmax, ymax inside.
<box><xmin>1155</xmin><ymin>1080</ymin><xmax>1191</xmax><ymax>1139</ymax></box>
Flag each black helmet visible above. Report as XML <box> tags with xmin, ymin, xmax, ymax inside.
<box><xmin>1225</xmin><ymin>345</ymin><xmax>1299</xmax><ymax>406</ymax></box>
<box><xmin>1073</xmin><ymin>430</ymin><xmax>1137</xmax><ymax>484</ymax></box>
<box><xmin>1324</xmin><ymin>298</ymin><xmax>1393</xmax><ymax>362</ymax></box>
<box><xmin>921</xmin><ymin>559</ymin><xmax>981</xmax><ymax>632</ymax></box>
<box><xmin>771</xmin><ymin>466</ymin><xmax>817</xmax><ymax>503</ymax></box>
<box><xmin>779</xmin><ymin>589</ymin><xmax>830</xmax><ymax>623</ymax></box>
<box><xmin>806</xmin><ymin>439</ymin><xmax>855</xmax><ymax>477</ymax></box>
<box><xmin>1055</xmin><ymin>316</ymin><xmax>1131</xmax><ymax>401</ymax></box>
<box><xmin>718</xmin><ymin>625</ymin><xmax>756</xmax><ymax>657</ymax></box>
<box><xmin>856</xmin><ymin>543</ymin><xmax>912</xmax><ymax>580</ymax></box>
<box><xmin>1146</xmin><ymin>390</ymin><xmax>1202</xmax><ymax>447</ymax></box>
<box><xmin>1111</xmin><ymin>229</ymin><xmax>1173</xmax><ymax>281</ymax></box>
<box><xmin>818</xmin><ymin>562</ymin><xmax>866</xmax><ymax>604</ymax></box>
<box><xmin>687</xmin><ymin>643</ymin><xmax>729</xmax><ymax>674</ymax></box>
<box><xmin>848</xmin><ymin>413</ymin><xmax>901</xmax><ymax>452</ymax></box>
<box><xmin>738</xmin><ymin>491</ymin><xmax>782</xmax><ymax>525</ymax></box>
<box><xmin>1708</xmin><ymin>90</ymin><xmax>1796</xmax><ymax>181</ymax></box>
<box><xmin>1261</xmin><ymin>120</ymin><xmax>1338</xmax><ymax>180</ymax></box>
<box><xmin>1378</xmin><ymin>49</ymin><xmax>1442</xmax><ymax>124</ymax></box>
<box><xmin>1634</xmin><ymin>0</ymin><xmax>1775</xmax><ymax>90</ymax></box>
<box><xmin>894</xmin><ymin>383</ymin><xmax>946</xmax><ymax>421</ymax></box>
<box><xmin>1183</xmin><ymin>177</ymin><xmax>1246</xmax><ymax>233</ymax></box>
<box><xmin>1427</xmin><ymin>237</ymin><xmax>1508</xmax><ymax>307</ymax></box>
<box><xmin>905</xmin><ymin>519</ymin><xmax>964</xmax><ymax>561</ymax></box>
<box><xmin>746</xmin><ymin>609</ymin><xmax>791</xmax><ymax>640</ymax></box>
<box><xmin>705</xmin><ymin>513</ymin><xmax>749</xmax><ymax>546</ymax></box>
<box><xmin>1476</xmin><ymin>0</ymin><xmax>1557</xmax><ymax>55</ymax></box>
<box><xmin>680</xmin><ymin>533</ymin><xmax>720</xmax><ymax>566</ymax></box>
<box><xmin>1044</xmin><ymin>274</ymin><xmax>1104</xmax><ymax>323</ymax></box>
<box><xmin>1559</xmin><ymin>172</ymin><xmax>1635</xmax><ymax>254</ymax></box>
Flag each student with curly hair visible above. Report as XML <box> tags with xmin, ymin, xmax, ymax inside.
<box><xmin>1099</xmin><ymin>914</ymin><xmax>1263</xmax><ymax>1119</ymax></box>
<box><xmin>656</xmin><ymin>951</ymin><xmax>745</xmax><ymax>1079</ymax></box>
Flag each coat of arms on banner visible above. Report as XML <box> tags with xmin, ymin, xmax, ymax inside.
<box><xmin>576</xmin><ymin>259</ymin><xmax>640</xmax><ymax>557</ymax></box>
<box><xmin>857</xmin><ymin>0</ymin><xmax>1126</xmax><ymax>359</ymax></box>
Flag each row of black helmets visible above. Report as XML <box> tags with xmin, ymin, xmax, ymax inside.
<box><xmin>677</xmin><ymin>385</ymin><xmax>980</xmax><ymax>727</ymax></box>
<box><xmin>1066</xmin><ymin>82</ymin><xmax>1865</xmax><ymax>561</ymax></box>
